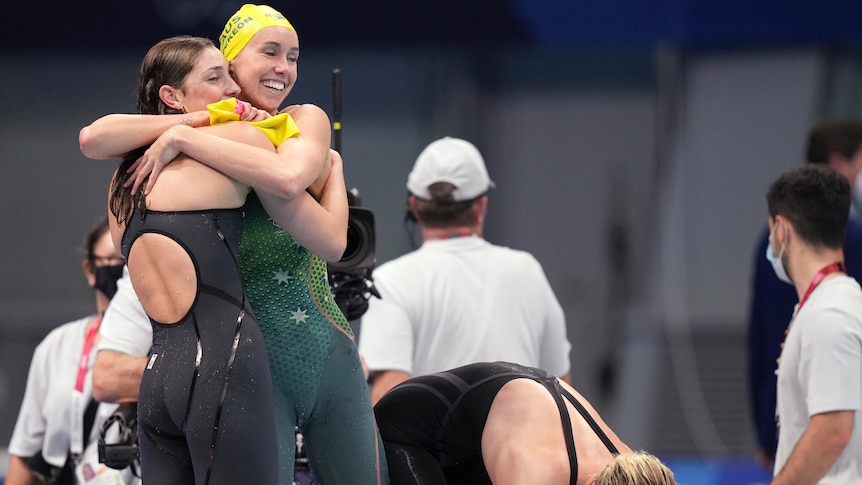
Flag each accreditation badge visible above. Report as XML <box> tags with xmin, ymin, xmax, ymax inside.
<box><xmin>75</xmin><ymin>441</ymin><xmax>128</xmax><ymax>485</ymax></box>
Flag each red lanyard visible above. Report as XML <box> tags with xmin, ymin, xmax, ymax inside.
<box><xmin>778</xmin><ymin>262</ymin><xmax>846</xmax><ymax>367</ymax></box>
<box><xmin>796</xmin><ymin>262</ymin><xmax>846</xmax><ymax>313</ymax></box>
<box><xmin>75</xmin><ymin>315</ymin><xmax>101</xmax><ymax>393</ymax></box>
<box><xmin>71</xmin><ymin>314</ymin><xmax>101</xmax><ymax>456</ymax></box>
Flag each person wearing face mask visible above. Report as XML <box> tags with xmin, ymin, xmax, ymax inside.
<box><xmin>765</xmin><ymin>164</ymin><xmax>862</xmax><ymax>484</ymax></box>
<box><xmin>5</xmin><ymin>218</ymin><xmax>139</xmax><ymax>485</ymax></box>
<box><xmin>92</xmin><ymin>261</ymin><xmax>124</xmax><ymax>300</ymax></box>
<box><xmin>747</xmin><ymin>119</ymin><xmax>862</xmax><ymax>470</ymax></box>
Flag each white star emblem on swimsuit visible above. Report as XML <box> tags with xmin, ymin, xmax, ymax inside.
<box><xmin>272</xmin><ymin>269</ymin><xmax>292</xmax><ymax>285</ymax></box>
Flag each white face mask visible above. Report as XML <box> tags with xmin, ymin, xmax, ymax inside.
<box><xmin>766</xmin><ymin>224</ymin><xmax>792</xmax><ymax>285</ymax></box>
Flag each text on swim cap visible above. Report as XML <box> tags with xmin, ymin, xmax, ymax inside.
<box><xmin>220</xmin><ymin>15</ymin><xmax>254</xmax><ymax>47</ymax></box>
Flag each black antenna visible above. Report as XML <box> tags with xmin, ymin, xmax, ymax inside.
<box><xmin>326</xmin><ymin>66</ymin><xmax>380</xmax><ymax>320</ymax></box>
<box><xmin>332</xmin><ymin>68</ymin><xmax>342</xmax><ymax>153</ymax></box>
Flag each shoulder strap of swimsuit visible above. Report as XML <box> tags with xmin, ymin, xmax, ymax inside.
<box><xmin>546</xmin><ymin>383</ymin><xmax>579</xmax><ymax>485</ymax></box>
<box><xmin>557</xmin><ymin>384</ymin><xmax>620</xmax><ymax>457</ymax></box>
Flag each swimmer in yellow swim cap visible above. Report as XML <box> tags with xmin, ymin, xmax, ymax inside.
<box><xmin>80</xmin><ymin>6</ymin><xmax>390</xmax><ymax>485</ymax></box>
<box><xmin>219</xmin><ymin>4</ymin><xmax>299</xmax><ymax>114</ymax></box>
<box><xmin>102</xmin><ymin>34</ymin><xmax>345</xmax><ymax>485</ymax></box>
<box><xmin>220</xmin><ymin>4</ymin><xmax>296</xmax><ymax>62</ymax></box>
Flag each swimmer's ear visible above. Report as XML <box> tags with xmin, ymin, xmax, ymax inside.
<box><xmin>159</xmin><ymin>85</ymin><xmax>185</xmax><ymax>112</ymax></box>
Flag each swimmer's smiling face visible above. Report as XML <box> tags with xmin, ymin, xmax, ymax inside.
<box><xmin>229</xmin><ymin>26</ymin><xmax>299</xmax><ymax>115</ymax></box>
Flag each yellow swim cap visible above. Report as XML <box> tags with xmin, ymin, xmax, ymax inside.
<box><xmin>220</xmin><ymin>4</ymin><xmax>296</xmax><ymax>62</ymax></box>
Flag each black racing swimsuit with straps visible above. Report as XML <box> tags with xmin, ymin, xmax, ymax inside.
<box><xmin>375</xmin><ymin>361</ymin><xmax>619</xmax><ymax>485</ymax></box>
<box><xmin>121</xmin><ymin>208</ymin><xmax>278</xmax><ymax>485</ymax></box>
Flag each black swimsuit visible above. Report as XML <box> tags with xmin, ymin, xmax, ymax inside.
<box><xmin>121</xmin><ymin>209</ymin><xmax>278</xmax><ymax>485</ymax></box>
<box><xmin>374</xmin><ymin>361</ymin><xmax>619</xmax><ymax>485</ymax></box>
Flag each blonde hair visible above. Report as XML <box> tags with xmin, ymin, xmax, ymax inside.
<box><xmin>593</xmin><ymin>452</ymin><xmax>676</xmax><ymax>485</ymax></box>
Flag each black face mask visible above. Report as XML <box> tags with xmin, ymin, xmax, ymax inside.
<box><xmin>94</xmin><ymin>264</ymin><xmax>124</xmax><ymax>299</ymax></box>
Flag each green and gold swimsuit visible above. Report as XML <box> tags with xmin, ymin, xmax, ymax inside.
<box><xmin>240</xmin><ymin>193</ymin><xmax>387</xmax><ymax>485</ymax></box>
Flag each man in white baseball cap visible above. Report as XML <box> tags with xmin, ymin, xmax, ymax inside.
<box><xmin>406</xmin><ymin>136</ymin><xmax>495</xmax><ymax>202</ymax></box>
<box><xmin>359</xmin><ymin>137</ymin><xmax>571</xmax><ymax>404</ymax></box>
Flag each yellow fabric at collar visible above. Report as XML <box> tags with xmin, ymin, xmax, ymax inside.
<box><xmin>207</xmin><ymin>98</ymin><xmax>299</xmax><ymax>146</ymax></box>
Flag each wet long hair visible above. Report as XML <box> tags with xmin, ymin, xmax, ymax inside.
<box><xmin>109</xmin><ymin>36</ymin><xmax>215</xmax><ymax>225</ymax></box>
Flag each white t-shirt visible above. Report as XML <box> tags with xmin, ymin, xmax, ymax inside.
<box><xmin>9</xmin><ymin>316</ymin><xmax>117</xmax><ymax>465</ymax></box>
<box><xmin>775</xmin><ymin>275</ymin><xmax>862</xmax><ymax>483</ymax></box>
<box><xmin>359</xmin><ymin>236</ymin><xmax>570</xmax><ymax>377</ymax></box>
<box><xmin>97</xmin><ymin>267</ymin><xmax>151</xmax><ymax>358</ymax></box>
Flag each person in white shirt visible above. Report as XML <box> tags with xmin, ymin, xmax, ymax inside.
<box><xmin>359</xmin><ymin>136</ymin><xmax>571</xmax><ymax>404</ymax></box>
<box><xmin>767</xmin><ymin>164</ymin><xmax>862</xmax><ymax>484</ymax></box>
<box><xmin>7</xmin><ymin>218</ymin><xmax>138</xmax><ymax>485</ymax></box>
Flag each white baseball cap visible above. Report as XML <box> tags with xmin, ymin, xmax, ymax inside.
<box><xmin>406</xmin><ymin>137</ymin><xmax>495</xmax><ymax>201</ymax></box>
